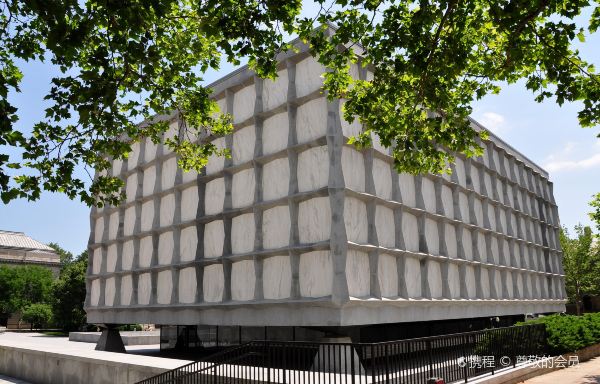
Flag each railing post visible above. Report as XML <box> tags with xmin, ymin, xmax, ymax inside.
<box><xmin>427</xmin><ymin>339</ymin><xmax>433</xmax><ymax>379</ymax></box>
<box><xmin>462</xmin><ymin>334</ymin><xmax>468</xmax><ymax>383</ymax></box>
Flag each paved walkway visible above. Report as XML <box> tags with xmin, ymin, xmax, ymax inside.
<box><xmin>523</xmin><ymin>357</ymin><xmax>600</xmax><ymax>383</ymax></box>
<box><xmin>0</xmin><ymin>374</ymin><xmax>31</xmax><ymax>384</ymax></box>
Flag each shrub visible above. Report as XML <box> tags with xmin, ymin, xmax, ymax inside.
<box><xmin>518</xmin><ymin>313</ymin><xmax>600</xmax><ymax>355</ymax></box>
<box><xmin>117</xmin><ymin>324</ymin><xmax>143</xmax><ymax>331</ymax></box>
<box><xmin>22</xmin><ymin>303</ymin><xmax>53</xmax><ymax>329</ymax></box>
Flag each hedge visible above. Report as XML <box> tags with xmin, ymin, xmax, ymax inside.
<box><xmin>518</xmin><ymin>313</ymin><xmax>600</xmax><ymax>355</ymax></box>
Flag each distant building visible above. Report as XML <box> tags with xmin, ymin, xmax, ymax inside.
<box><xmin>85</xmin><ymin>36</ymin><xmax>566</xmax><ymax>346</ymax></box>
<box><xmin>0</xmin><ymin>230</ymin><xmax>60</xmax><ymax>328</ymax></box>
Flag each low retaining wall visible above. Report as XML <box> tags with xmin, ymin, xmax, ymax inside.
<box><xmin>0</xmin><ymin>340</ymin><xmax>188</xmax><ymax>384</ymax></box>
<box><xmin>471</xmin><ymin>342</ymin><xmax>600</xmax><ymax>384</ymax></box>
<box><xmin>69</xmin><ymin>331</ymin><xmax>160</xmax><ymax>345</ymax></box>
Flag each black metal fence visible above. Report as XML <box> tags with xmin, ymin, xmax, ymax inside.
<box><xmin>137</xmin><ymin>324</ymin><xmax>547</xmax><ymax>384</ymax></box>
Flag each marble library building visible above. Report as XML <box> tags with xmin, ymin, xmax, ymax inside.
<box><xmin>85</xmin><ymin>42</ymin><xmax>566</xmax><ymax>348</ymax></box>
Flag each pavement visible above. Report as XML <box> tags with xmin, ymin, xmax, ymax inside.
<box><xmin>522</xmin><ymin>357</ymin><xmax>600</xmax><ymax>384</ymax></box>
<box><xmin>0</xmin><ymin>374</ymin><xmax>31</xmax><ymax>384</ymax></box>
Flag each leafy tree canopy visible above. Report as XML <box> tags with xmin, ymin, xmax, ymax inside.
<box><xmin>51</xmin><ymin>250</ymin><xmax>88</xmax><ymax>331</ymax></box>
<box><xmin>0</xmin><ymin>265</ymin><xmax>54</xmax><ymax>314</ymax></box>
<box><xmin>560</xmin><ymin>225</ymin><xmax>600</xmax><ymax>313</ymax></box>
<box><xmin>1</xmin><ymin>0</ymin><xmax>599</xmax><ymax>206</ymax></box>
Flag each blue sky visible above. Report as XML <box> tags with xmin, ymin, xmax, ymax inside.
<box><xmin>1</xmin><ymin>11</ymin><xmax>599</xmax><ymax>254</ymax></box>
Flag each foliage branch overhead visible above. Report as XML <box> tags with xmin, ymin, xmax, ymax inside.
<box><xmin>1</xmin><ymin>0</ymin><xmax>599</xmax><ymax>206</ymax></box>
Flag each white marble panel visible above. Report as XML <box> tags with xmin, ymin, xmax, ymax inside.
<box><xmin>516</xmin><ymin>273</ymin><xmax>524</xmax><ymax>298</ymax></box>
<box><xmin>231</xmin><ymin>260</ymin><xmax>256</xmax><ymax>301</ymax></box>
<box><xmin>158</xmin><ymin>231</ymin><xmax>174</xmax><ymax>265</ymax></box>
<box><xmin>462</xmin><ymin>230</ymin><xmax>473</xmax><ymax>260</ymax></box>
<box><xmin>90</xmin><ymin>279</ymin><xmax>100</xmax><ymax>306</ymax></box>
<box><xmin>120</xmin><ymin>275</ymin><xmax>133</xmax><ymax>305</ymax></box>
<box><xmin>421</xmin><ymin>178</ymin><xmax>436</xmax><ymax>213</ymax></box>
<box><xmin>142</xmin><ymin>165</ymin><xmax>156</xmax><ymax>196</ymax></box>
<box><xmin>373</xmin><ymin>158</ymin><xmax>393</xmax><ymax>200</ymax></box>
<box><xmin>122</xmin><ymin>240</ymin><xmax>134</xmax><ymax>270</ymax></box>
<box><xmin>341</xmin><ymin>147</ymin><xmax>365</xmax><ymax>192</ymax></box>
<box><xmin>124</xmin><ymin>206</ymin><xmax>136</xmax><ymax>236</ymax></box>
<box><xmin>378</xmin><ymin>254</ymin><xmax>398</xmax><ymax>297</ymax></box>
<box><xmin>206</xmin><ymin>137</ymin><xmax>226</xmax><ymax>175</ymax></box>
<box><xmin>473</xmin><ymin>198</ymin><xmax>483</xmax><ymax>226</ymax></box>
<box><xmin>263</xmin><ymin>205</ymin><xmax>291</xmax><ymax>249</ymax></box>
<box><xmin>484</xmin><ymin>172</ymin><xmax>492</xmax><ymax>198</ymax></box>
<box><xmin>441</xmin><ymin>185</ymin><xmax>454</xmax><ymax>218</ymax></box>
<box><xmin>513</xmin><ymin>243</ymin><xmax>521</xmax><ymax>268</ymax></box>
<box><xmin>182</xmin><ymin>168</ymin><xmax>198</xmax><ymax>184</ymax></box>
<box><xmin>455</xmin><ymin>158</ymin><xmax>466</xmax><ymax>187</ymax></box>
<box><xmin>232</xmin><ymin>125</ymin><xmax>256</xmax><ymax>165</ymax></box>
<box><xmin>139</xmin><ymin>236</ymin><xmax>153</xmax><ymax>268</ymax></box>
<box><xmin>106</xmin><ymin>244</ymin><xmax>117</xmax><ymax>273</ymax></box>
<box><xmin>92</xmin><ymin>248</ymin><xmax>102</xmax><ymax>274</ymax></box>
<box><xmin>465</xmin><ymin>266</ymin><xmax>476</xmax><ymax>298</ymax></box>
<box><xmin>157</xmin><ymin>271</ymin><xmax>172</xmax><ymax>304</ymax></box>
<box><xmin>490</xmin><ymin>236</ymin><xmax>499</xmax><ymax>264</ymax></box>
<box><xmin>160</xmin><ymin>193</ymin><xmax>175</xmax><ymax>227</ymax></box>
<box><xmin>94</xmin><ymin>217</ymin><xmax>104</xmax><ymax>243</ymax></box>
<box><xmin>496</xmin><ymin>178</ymin><xmax>505</xmax><ymax>204</ymax></box>
<box><xmin>162</xmin><ymin>121</ymin><xmax>179</xmax><ymax>154</ymax></box>
<box><xmin>141</xmin><ymin>200</ymin><xmax>154</xmax><ymax>232</ymax></box>
<box><xmin>231</xmin><ymin>213</ymin><xmax>255</xmax><ymax>254</ymax></box>
<box><xmin>263</xmin><ymin>112</ymin><xmax>289</xmax><ymax>155</ymax></box>
<box><xmin>128</xmin><ymin>142</ymin><xmax>141</xmax><ymax>170</ymax></box>
<box><xmin>263</xmin><ymin>255</ymin><xmax>292</xmax><ymax>300</ymax></box>
<box><xmin>480</xmin><ymin>268</ymin><xmax>491</xmax><ymax>298</ymax></box>
<box><xmin>344</xmin><ymin>197</ymin><xmax>368</xmax><ymax>244</ymax></box>
<box><xmin>296</xmin><ymin>98</ymin><xmax>328</xmax><ymax>143</ymax></box>
<box><xmin>458</xmin><ymin>192</ymin><xmax>469</xmax><ymax>223</ymax></box>
<box><xmin>180</xmin><ymin>226</ymin><xmax>198</xmax><ymax>262</ymax></box>
<box><xmin>506</xmin><ymin>272</ymin><xmax>514</xmax><ymax>298</ymax></box>
<box><xmin>178</xmin><ymin>267</ymin><xmax>197</xmax><ymax>304</ymax></box>
<box><xmin>137</xmin><ymin>273</ymin><xmax>151</xmax><ymax>305</ymax></box>
<box><xmin>425</xmin><ymin>218</ymin><xmax>439</xmax><ymax>255</ymax></box>
<box><xmin>402</xmin><ymin>213</ymin><xmax>419</xmax><ymax>252</ymax></box>
<box><xmin>126</xmin><ymin>173</ymin><xmax>138</xmax><ymax>202</ymax></box>
<box><xmin>427</xmin><ymin>261</ymin><xmax>443</xmax><ymax>298</ymax></box>
<box><xmin>232</xmin><ymin>168</ymin><xmax>255</xmax><ymax>208</ymax></box>
<box><xmin>404</xmin><ymin>257</ymin><xmax>422</xmax><ymax>297</ymax></box>
<box><xmin>298</xmin><ymin>146</ymin><xmax>329</xmax><ymax>192</ymax></box>
<box><xmin>263</xmin><ymin>69</ymin><xmax>288</xmax><ymax>111</ymax></box>
<box><xmin>477</xmin><ymin>232</ymin><xmax>488</xmax><ymax>263</ymax></box>
<box><xmin>340</xmin><ymin>100</ymin><xmax>362</xmax><ymax>138</ymax></box>
<box><xmin>205</xmin><ymin>178</ymin><xmax>225</xmax><ymax>215</ymax></box>
<box><xmin>375</xmin><ymin>205</ymin><xmax>395</xmax><ymax>248</ymax></box>
<box><xmin>487</xmin><ymin>204</ymin><xmax>496</xmax><ymax>231</ymax></box>
<box><xmin>262</xmin><ymin>158</ymin><xmax>290</xmax><ymax>201</ymax></box>
<box><xmin>298</xmin><ymin>197</ymin><xmax>331</xmax><ymax>243</ymax></box>
<box><xmin>108</xmin><ymin>212</ymin><xmax>119</xmax><ymax>240</ymax></box>
<box><xmin>516</xmin><ymin>190</ymin><xmax>524</xmax><ymax>212</ymax></box>
<box><xmin>112</xmin><ymin>158</ymin><xmax>123</xmax><ymax>177</ymax></box>
<box><xmin>525</xmin><ymin>274</ymin><xmax>533</xmax><ymax>299</ymax></box>
<box><xmin>502</xmin><ymin>239</ymin><xmax>510</xmax><ymax>266</ymax></box>
<box><xmin>295</xmin><ymin>57</ymin><xmax>326</xmax><ymax>98</ymax></box>
<box><xmin>346</xmin><ymin>250</ymin><xmax>370</xmax><ymax>297</ymax></box>
<box><xmin>144</xmin><ymin>137</ymin><xmax>157</xmax><ymax>162</ymax></box>
<box><xmin>299</xmin><ymin>250</ymin><xmax>333</xmax><ymax>298</ymax></box>
<box><xmin>204</xmin><ymin>220</ymin><xmax>224</xmax><ymax>258</ymax></box>
<box><xmin>506</xmin><ymin>184</ymin><xmax>514</xmax><ymax>207</ymax></box>
<box><xmin>494</xmin><ymin>270</ymin><xmax>503</xmax><ymax>299</ymax></box>
<box><xmin>181</xmin><ymin>186</ymin><xmax>198</xmax><ymax>222</ymax></box>
<box><xmin>162</xmin><ymin>158</ymin><xmax>177</xmax><ymax>191</ymax></box>
<box><xmin>233</xmin><ymin>84</ymin><xmax>256</xmax><ymax>124</ymax></box>
<box><xmin>471</xmin><ymin>166</ymin><xmax>480</xmax><ymax>193</ymax></box>
<box><xmin>445</xmin><ymin>224</ymin><xmax>457</xmax><ymax>258</ymax></box>
<box><xmin>203</xmin><ymin>264</ymin><xmax>224</xmax><ymax>302</ymax></box>
<box><xmin>448</xmin><ymin>263</ymin><xmax>460</xmax><ymax>298</ymax></box>
<box><xmin>398</xmin><ymin>173</ymin><xmax>416</xmax><ymax>207</ymax></box>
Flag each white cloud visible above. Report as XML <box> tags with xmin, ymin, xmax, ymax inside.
<box><xmin>544</xmin><ymin>152</ymin><xmax>600</xmax><ymax>172</ymax></box>
<box><xmin>475</xmin><ymin>112</ymin><xmax>507</xmax><ymax>135</ymax></box>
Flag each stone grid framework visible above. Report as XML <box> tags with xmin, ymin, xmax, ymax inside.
<box><xmin>85</xmin><ymin>46</ymin><xmax>566</xmax><ymax>327</ymax></box>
